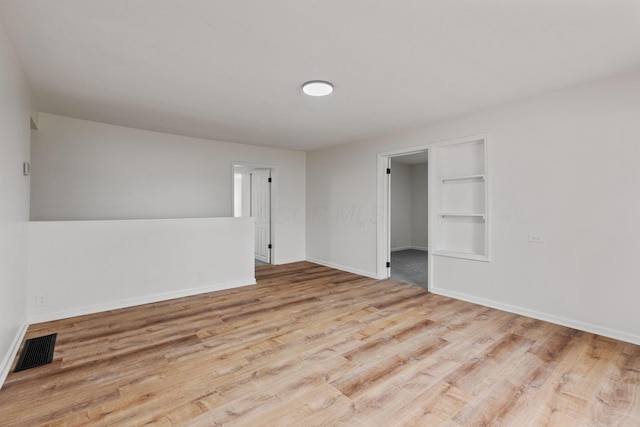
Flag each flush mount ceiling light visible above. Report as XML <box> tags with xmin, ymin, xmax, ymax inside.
<box><xmin>302</xmin><ymin>80</ymin><xmax>334</xmax><ymax>97</ymax></box>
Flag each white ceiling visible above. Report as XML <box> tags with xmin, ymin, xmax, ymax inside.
<box><xmin>1</xmin><ymin>1</ymin><xmax>640</xmax><ymax>151</ymax></box>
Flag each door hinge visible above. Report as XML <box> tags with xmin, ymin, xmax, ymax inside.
<box><xmin>268</xmin><ymin>177</ymin><xmax>272</xmax><ymax>183</ymax></box>
<box><xmin>386</xmin><ymin>261</ymin><xmax>391</xmax><ymax>268</ymax></box>
<box><xmin>268</xmin><ymin>244</ymin><xmax>272</xmax><ymax>249</ymax></box>
<box><xmin>386</xmin><ymin>168</ymin><xmax>391</xmax><ymax>174</ymax></box>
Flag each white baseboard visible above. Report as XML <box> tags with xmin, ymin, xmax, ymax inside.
<box><xmin>306</xmin><ymin>258</ymin><xmax>377</xmax><ymax>279</ymax></box>
<box><xmin>0</xmin><ymin>319</ymin><xmax>28</xmax><ymax>390</ymax></box>
<box><xmin>391</xmin><ymin>246</ymin><xmax>428</xmax><ymax>252</ymax></box>
<box><xmin>431</xmin><ymin>286</ymin><xmax>640</xmax><ymax>346</ymax></box>
<box><xmin>28</xmin><ymin>278</ymin><xmax>256</xmax><ymax>324</ymax></box>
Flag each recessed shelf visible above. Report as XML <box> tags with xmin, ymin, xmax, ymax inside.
<box><xmin>441</xmin><ymin>174</ymin><xmax>485</xmax><ymax>182</ymax></box>
<box><xmin>435</xmin><ymin>137</ymin><xmax>488</xmax><ymax>260</ymax></box>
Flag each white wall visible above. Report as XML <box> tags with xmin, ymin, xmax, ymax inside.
<box><xmin>28</xmin><ymin>218</ymin><xmax>254</xmax><ymax>323</ymax></box>
<box><xmin>307</xmin><ymin>71</ymin><xmax>640</xmax><ymax>344</ymax></box>
<box><xmin>31</xmin><ymin>113</ymin><xmax>306</xmax><ymax>264</ymax></box>
<box><xmin>389</xmin><ymin>161</ymin><xmax>428</xmax><ymax>252</ymax></box>
<box><xmin>306</xmin><ymin>143</ymin><xmax>379</xmax><ymax>277</ymax></box>
<box><xmin>0</xmin><ymin>20</ymin><xmax>31</xmax><ymax>385</ymax></box>
<box><xmin>390</xmin><ymin>161</ymin><xmax>411</xmax><ymax>250</ymax></box>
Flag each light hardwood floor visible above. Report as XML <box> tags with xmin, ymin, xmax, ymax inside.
<box><xmin>1</xmin><ymin>262</ymin><xmax>639</xmax><ymax>426</ymax></box>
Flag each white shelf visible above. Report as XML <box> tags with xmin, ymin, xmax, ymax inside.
<box><xmin>439</xmin><ymin>213</ymin><xmax>485</xmax><ymax>219</ymax></box>
<box><xmin>441</xmin><ymin>174</ymin><xmax>485</xmax><ymax>183</ymax></box>
<box><xmin>433</xmin><ymin>250</ymin><xmax>489</xmax><ymax>262</ymax></box>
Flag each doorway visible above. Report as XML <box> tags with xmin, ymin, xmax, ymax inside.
<box><xmin>233</xmin><ymin>163</ymin><xmax>274</xmax><ymax>266</ymax></box>
<box><xmin>377</xmin><ymin>147</ymin><xmax>432</xmax><ymax>290</ymax></box>
<box><xmin>388</xmin><ymin>153</ymin><xmax>429</xmax><ymax>288</ymax></box>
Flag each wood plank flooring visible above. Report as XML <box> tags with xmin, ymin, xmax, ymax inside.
<box><xmin>1</xmin><ymin>261</ymin><xmax>639</xmax><ymax>426</ymax></box>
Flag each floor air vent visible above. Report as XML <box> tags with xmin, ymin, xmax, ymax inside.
<box><xmin>14</xmin><ymin>333</ymin><xmax>57</xmax><ymax>372</ymax></box>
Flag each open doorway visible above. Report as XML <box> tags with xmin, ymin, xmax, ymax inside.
<box><xmin>388</xmin><ymin>152</ymin><xmax>429</xmax><ymax>288</ymax></box>
<box><xmin>388</xmin><ymin>151</ymin><xmax>429</xmax><ymax>288</ymax></box>
<box><xmin>377</xmin><ymin>147</ymin><xmax>431</xmax><ymax>289</ymax></box>
<box><xmin>233</xmin><ymin>163</ymin><xmax>274</xmax><ymax>266</ymax></box>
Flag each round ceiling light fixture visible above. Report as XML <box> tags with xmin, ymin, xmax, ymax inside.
<box><xmin>302</xmin><ymin>80</ymin><xmax>334</xmax><ymax>97</ymax></box>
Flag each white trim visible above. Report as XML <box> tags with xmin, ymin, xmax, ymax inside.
<box><xmin>28</xmin><ymin>278</ymin><xmax>256</xmax><ymax>324</ymax></box>
<box><xmin>0</xmin><ymin>320</ymin><xmax>29</xmax><ymax>390</ymax></box>
<box><xmin>307</xmin><ymin>258</ymin><xmax>377</xmax><ymax>279</ymax></box>
<box><xmin>376</xmin><ymin>154</ymin><xmax>388</xmax><ymax>280</ymax></box>
<box><xmin>385</xmin><ymin>156</ymin><xmax>391</xmax><ymax>280</ymax></box>
<box><xmin>431</xmin><ymin>286</ymin><xmax>640</xmax><ymax>346</ymax></box>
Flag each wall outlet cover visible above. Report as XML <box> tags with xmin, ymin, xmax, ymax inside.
<box><xmin>36</xmin><ymin>294</ymin><xmax>48</xmax><ymax>306</ymax></box>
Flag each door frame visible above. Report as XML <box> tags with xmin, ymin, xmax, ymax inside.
<box><xmin>251</xmin><ymin>168</ymin><xmax>272</xmax><ymax>264</ymax></box>
<box><xmin>232</xmin><ymin>162</ymin><xmax>277</xmax><ymax>264</ymax></box>
<box><xmin>376</xmin><ymin>145</ymin><xmax>434</xmax><ymax>290</ymax></box>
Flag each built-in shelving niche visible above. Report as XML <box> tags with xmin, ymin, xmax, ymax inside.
<box><xmin>434</xmin><ymin>137</ymin><xmax>489</xmax><ymax>261</ymax></box>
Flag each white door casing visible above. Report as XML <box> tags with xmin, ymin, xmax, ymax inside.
<box><xmin>251</xmin><ymin>169</ymin><xmax>271</xmax><ymax>263</ymax></box>
<box><xmin>386</xmin><ymin>157</ymin><xmax>391</xmax><ymax>277</ymax></box>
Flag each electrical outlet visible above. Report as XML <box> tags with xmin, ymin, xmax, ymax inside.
<box><xmin>36</xmin><ymin>294</ymin><xmax>48</xmax><ymax>306</ymax></box>
<box><xmin>197</xmin><ymin>272</ymin><xmax>205</xmax><ymax>282</ymax></box>
<box><xmin>528</xmin><ymin>234</ymin><xmax>544</xmax><ymax>243</ymax></box>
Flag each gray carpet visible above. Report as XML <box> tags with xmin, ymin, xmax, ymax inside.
<box><xmin>390</xmin><ymin>249</ymin><xmax>428</xmax><ymax>289</ymax></box>
<box><xmin>255</xmin><ymin>259</ymin><xmax>268</xmax><ymax>267</ymax></box>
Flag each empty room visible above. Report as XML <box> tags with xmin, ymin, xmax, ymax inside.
<box><xmin>1</xmin><ymin>1</ymin><xmax>639</xmax><ymax>425</ymax></box>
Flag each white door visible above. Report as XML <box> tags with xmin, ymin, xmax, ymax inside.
<box><xmin>251</xmin><ymin>169</ymin><xmax>271</xmax><ymax>263</ymax></box>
